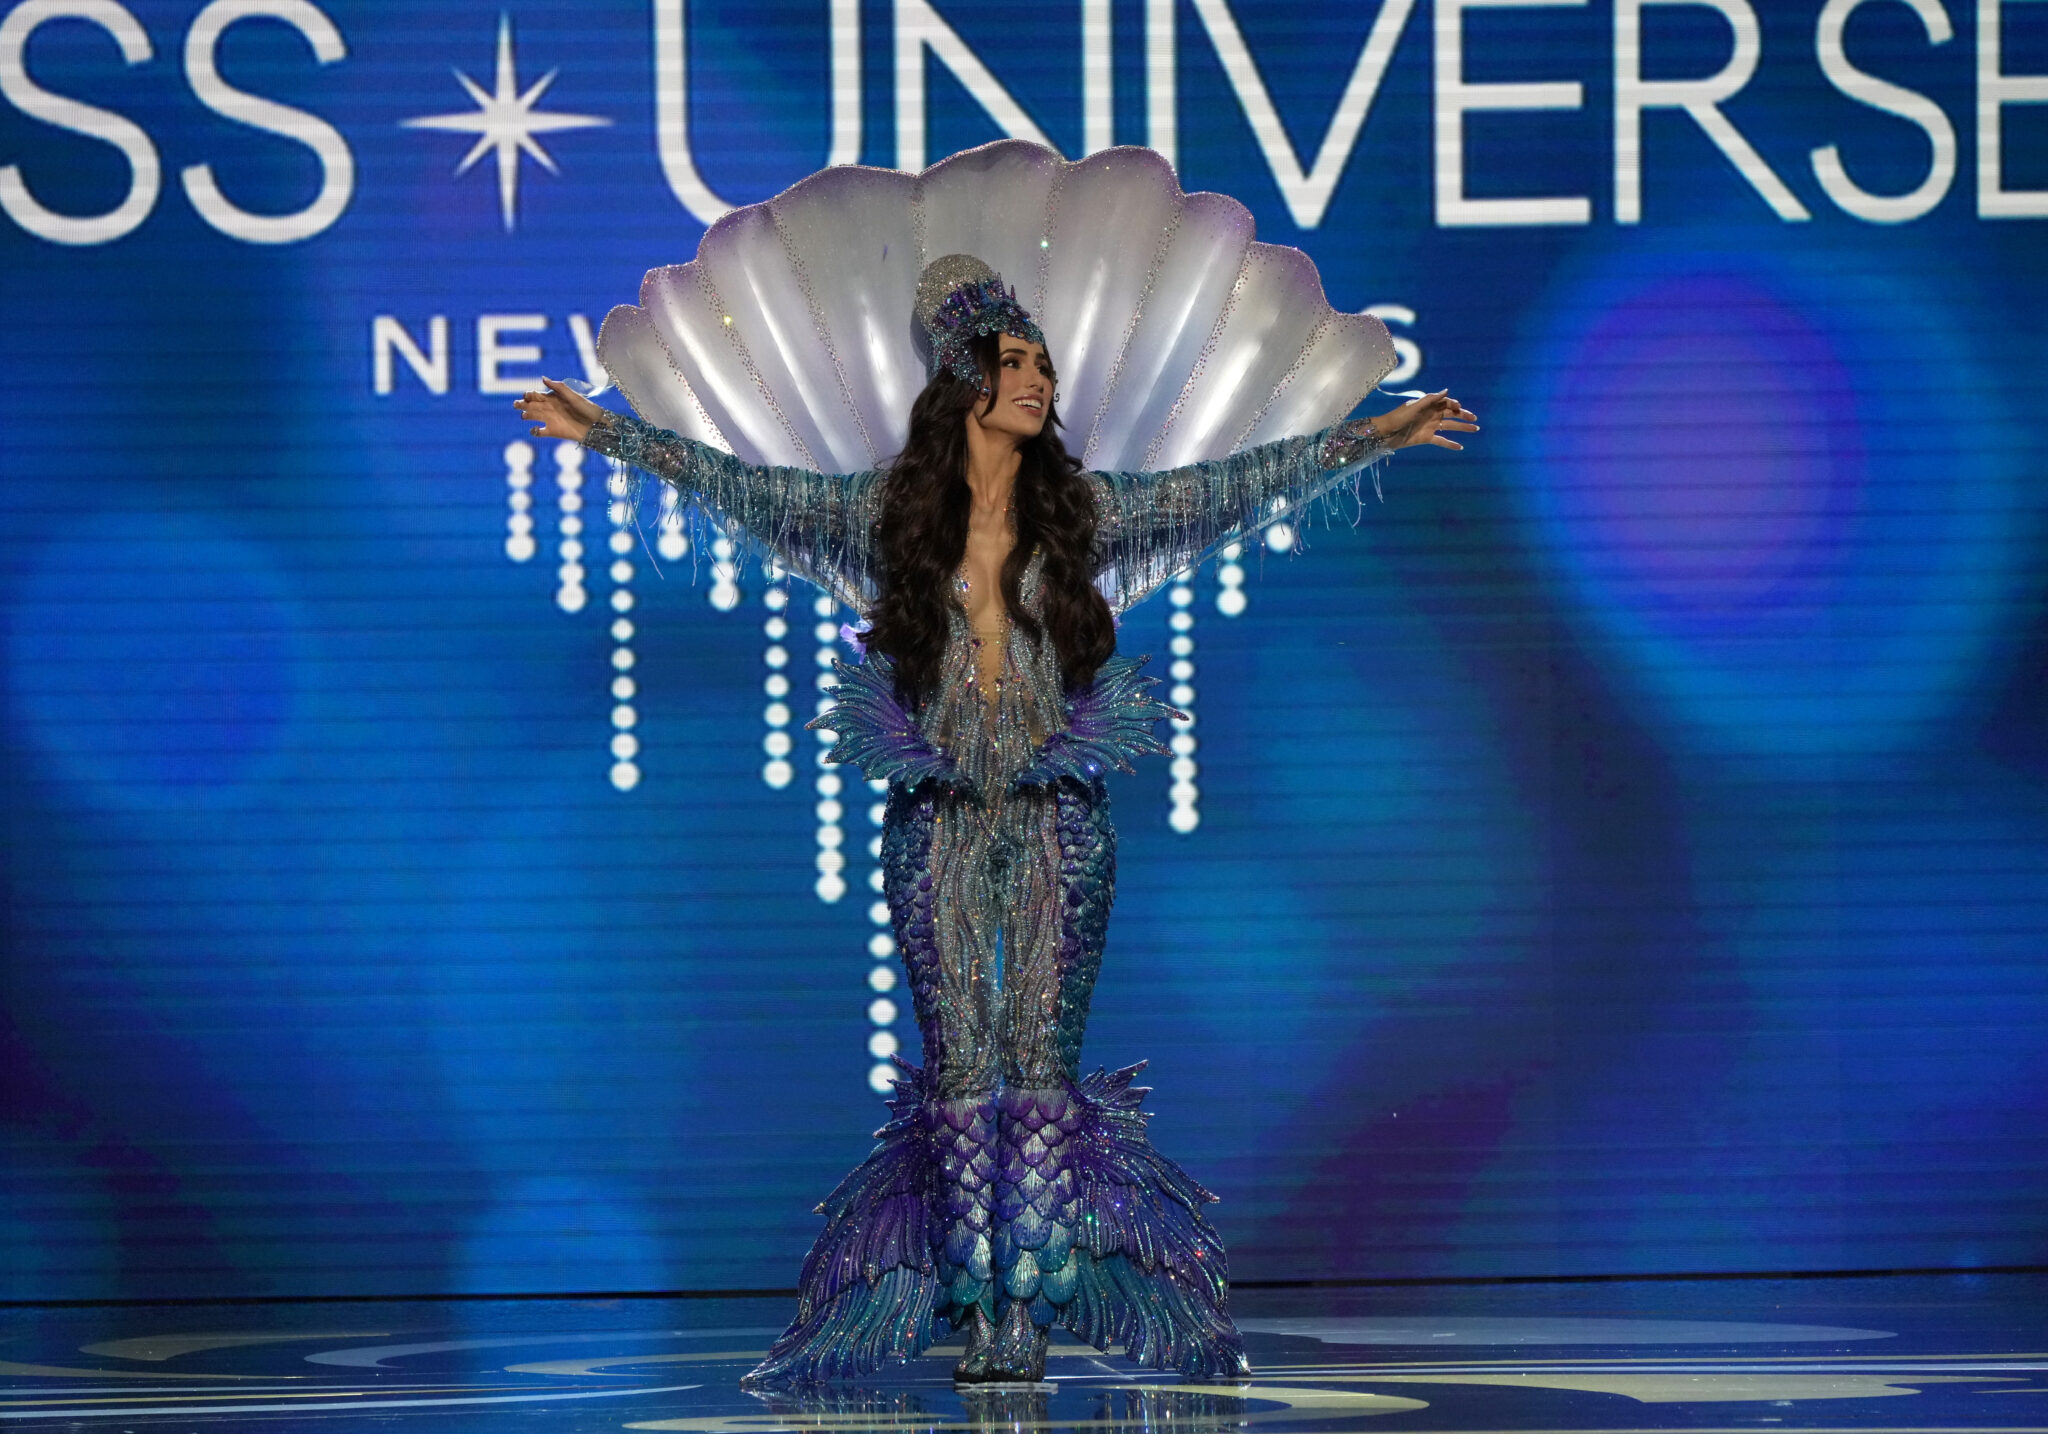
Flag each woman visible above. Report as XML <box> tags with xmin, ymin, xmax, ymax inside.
<box><xmin>516</xmin><ymin>254</ymin><xmax>1475</xmax><ymax>1386</ymax></box>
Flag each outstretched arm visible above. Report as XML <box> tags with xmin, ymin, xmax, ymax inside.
<box><xmin>517</xmin><ymin>378</ymin><xmax>878</xmax><ymax>607</ymax></box>
<box><xmin>1089</xmin><ymin>392</ymin><xmax>1476</xmax><ymax>613</ymax></box>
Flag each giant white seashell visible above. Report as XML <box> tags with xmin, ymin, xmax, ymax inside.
<box><xmin>598</xmin><ymin>141</ymin><xmax>1396</xmax><ymax>477</ymax></box>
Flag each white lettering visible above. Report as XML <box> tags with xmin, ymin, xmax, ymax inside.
<box><xmin>478</xmin><ymin>314</ymin><xmax>547</xmax><ymax>395</ymax></box>
<box><xmin>1811</xmin><ymin>0</ymin><xmax>1956</xmax><ymax>223</ymax></box>
<box><xmin>1083</xmin><ymin>0</ymin><xmax>1112</xmax><ymax>155</ymax></box>
<box><xmin>1434</xmin><ymin>0</ymin><xmax>1591</xmax><ymax>226</ymax></box>
<box><xmin>1978</xmin><ymin>0</ymin><xmax>2048</xmax><ymax>217</ymax></box>
<box><xmin>654</xmin><ymin>0</ymin><xmax>860</xmax><ymax>225</ymax></box>
<box><xmin>373</xmin><ymin>315</ymin><xmax>449</xmax><ymax>395</ymax></box>
<box><xmin>1185</xmin><ymin>0</ymin><xmax>1417</xmax><ymax>228</ymax></box>
<box><xmin>1146</xmin><ymin>0</ymin><xmax>1175</xmax><ymax>165</ymax></box>
<box><xmin>0</xmin><ymin>0</ymin><xmax>159</xmax><ymax>245</ymax></box>
<box><xmin>895</xmin><ymin>0</ymin><xmax>1053</xmax><ymax>172</ymax></box>
<box><xmin>1615</xmin><ymin>0</ymin><xmax>1811</xmax><ymax>222</ymax></box>
<box><xmin>181</xmin><ymin>0</ymin><xmax>353</xmax><ymax>244</ymax></box>
<box><xmin>1366</xmin><ymin>304</ymin><xmax>1423</xmax><ymax>386</ymax></box>
<box><xmin>831</xmin><ymin>0</ymin><xmax>860</xmax><ymax>171</ymax></box>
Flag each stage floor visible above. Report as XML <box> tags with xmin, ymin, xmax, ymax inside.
<box><xmin>3</xmin><ymin>1272</ymin><xmax>2043</xmax><ymax>1432</ymax></box>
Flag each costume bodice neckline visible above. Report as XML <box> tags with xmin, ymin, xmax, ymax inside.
<box><xmin>921</xmin><ymin>550</ymin><xmax>1061</xmax><ymax>795</ymax></box>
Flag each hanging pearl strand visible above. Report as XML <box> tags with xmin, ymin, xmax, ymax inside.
<box><xmin>503</xmin><ymin>440</ymin><xmax>536</xmax><ymax>562</ymax></box>
<box><xmin>1167</xmin><ymin>570</ymin><xmax>1199</xmax><ymax>833</ymax></box>
<box><xmin>606</xmin><ymin>459</ymin><xmax>640</xmax><ymax>791</ymax></box>
<box><xmin>862</xmin><ymin>775</ymin><xmax>894</xmax><ymax>1093</ymax></box>
<box><xmin>811</xmin><ymin>594</ymin><xmax>847</xmax><ymax>903</ymax></box>
<box><xmin>554</xmin><ymin>442</ymin><xmax>587</xmax><ymax>613</ymax></box>
<box><xmin>760</xmin><ymin>570</ymin><xmax>794</xmax><ymax>789</ymax></box>
<box><xmin>1216</xmin><ymin>540</ymin><xmax>1247</xmax><ymax>617</ymax></box>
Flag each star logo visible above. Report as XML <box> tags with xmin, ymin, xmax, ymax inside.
<box><xmin>403</xmin><ymin>13</ymin><xmax>609</xmax><ymax>232</ymax></box>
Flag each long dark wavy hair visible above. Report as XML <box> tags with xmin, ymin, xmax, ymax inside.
<box><xmin>865</xmin><ymin>332</ymin><xmax>1115</xmax><ymax>705</ymax></box>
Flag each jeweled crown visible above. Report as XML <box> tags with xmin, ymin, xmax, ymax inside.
<box><xmin>913</xmin><ymin>254</ymin><xmax>1045</xmax><ymax>383</ymax></box>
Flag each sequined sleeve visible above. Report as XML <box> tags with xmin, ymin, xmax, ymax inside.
<box><xmin>584</xmin><ymin>408</ymin><xmax>880</xmax><ymax>609</ymax></box>
<box><xmin>1087</xmin><ymin>420</ymin><xmax>1392</xmax><ymax>613</ymax></box>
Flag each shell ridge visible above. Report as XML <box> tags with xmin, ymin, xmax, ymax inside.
<box><xmin>1079</xmin><ymin>195</ymin><xmax>1181</xmax><ymax>469</ymax></box>
<box><xmin>706</xmin><ymin>211</ymin><xmax>850</xmax><ymax>466</ymax></box>
<box><xmin>916</xmin><ymin>143</ymin><xmax>1061</xmax><ymax>318</ymax></box>
<box><xmin>596</xmin><ymin>327</ymin><xmax>655</xmax><ymax>437</ymax></box>
<box><xmin>642</xmin><ymin>262</ymin><xmax>762</xmax><ymax>453</ymax></box>
<box><xmin>1226</xmin><ymin>311</ymin><xmax>1332</xmax><ymax>458</ymax></box>
<box><xmin>596</xmin><ymin>304</ymin><xmax>731</xmax><ymax>455</ymax></box>
<box><xmin>1184</xmin><ymin>245</ymin><xmax>1344</xmax><ymax>459</ymax></box>
<box><xmin>1043</xmin><ymin>148</ymin><xmax>1181</xmax><ymax>466</ymax></box>
<box><xmin>768</xmin><ymin>197</ymin><xmax>881</xmax><ymax>469</ymax></box>
<box><xmin>637</xmin><ymin>260</ymin><xmax>692</xmax><ymax>309</ymax></box>
<box><xmin>700</xmin><ymin>209</ymin><xmax>868</xmax><ymax>465</ymax></box>
<box><xmin>1142</xmin><ymin>252</ymin><xmax>1253</xmax><ymax>472</ymax></box>
<box><xmin>910</xmin><ymin>171</ymin><xmax>930</xmax><ymax>279</ymax></box>
<box><xmin>1034</xmin><ymin>161</ymin><xmax>1065</xmax><ymax>319</ymax></box>
<box><xmin>601</xmin><ymin>140</ymin><xmax>1381</xmax><ymax>486</ymax></box>
<box><xmin>1241</xmin><ymin>312</ymin><xmax>1397</xmax><ymax>450</ymax></box>
<box><xmin>1088</xmin><ymin>191</ymin><xmax>1253</xmax><ymax>470</ymax></box>
<box><xmin>618</xmin><ymin>278</ymin><xmax>739</xmax><ymax>454</ymax></box>
<box><xmin>766</xmin><ymin>164</ymin><xmax>919</xmax><ymax>464</ymax></box>
<box><xmin>694</xmin><ymin>263</ymin><xmax>820</xmax><ymax>470</ymax></box>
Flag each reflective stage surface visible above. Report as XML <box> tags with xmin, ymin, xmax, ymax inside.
<box><xmin>3</xmin><ymin>1274</ymin><xmax>2043</xmax><ymax>1432</ymax></box>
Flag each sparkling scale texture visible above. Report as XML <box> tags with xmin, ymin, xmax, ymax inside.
<box><xmin>582</xmin><ymin>407</ymin><xmax>1386</xmax><ymax>1387</ymax></box>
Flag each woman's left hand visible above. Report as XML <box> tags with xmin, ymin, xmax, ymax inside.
<box><xmin>1368</xmin><ymin>391</ymin><xmax>1479</xmax><ymax>451</ymax></box>
<box><xmin>513</xmin><ymin>377</ymin><xmax>605</xmax><ymax>443</ymax></box>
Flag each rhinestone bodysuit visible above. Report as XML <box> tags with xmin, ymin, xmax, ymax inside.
<box><xmin>583</xmin><ymin>409</ymin><xmax>1391</xmax><ymax>1382</ymax></box>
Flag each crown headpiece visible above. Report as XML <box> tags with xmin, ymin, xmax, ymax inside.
<box><xmin>913</xmin><ymin>254</ymin><xmax>1045</xmax><ymax>383</ymax></box>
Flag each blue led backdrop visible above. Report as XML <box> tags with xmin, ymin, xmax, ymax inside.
<box><xmin>2</xmin><ymin>0</ymin><xmax>2045</xmax><ymax>1300</ymax></box>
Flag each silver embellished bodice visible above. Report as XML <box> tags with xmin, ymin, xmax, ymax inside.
<box><xmin>923</xmin><ymin>555</ymin><xmax>1067</xmax><ymax>795</ymax></box>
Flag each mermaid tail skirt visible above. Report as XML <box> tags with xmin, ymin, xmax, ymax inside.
<box><xmin>744</xmin><ymin>1062</ymin><xmax>1247</xmax><ymax>1384</ymax></box>
<box><xmin>744</xmin><ymin>768</ymin><xmax>1248</xmax><ymax>1386</ymax></box>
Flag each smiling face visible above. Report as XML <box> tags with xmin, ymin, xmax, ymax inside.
<box><xmin>971</xmin><ymin>334</ymin><xmax>1055</xmax><ymax>443</ymax></box>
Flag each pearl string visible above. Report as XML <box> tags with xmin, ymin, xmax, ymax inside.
<box><xmin>553</xmin><ymin>441</ymin><xmax>587</xmax><ymax>614</ymax></box>
<box><xmin>503</xmin><ymin>440</ymin><xmax>536</xmax><ymax>562</ymax></box>
<box><xmin>1167</xmin><ymin>570</ymin><xmax>1199</xmax><ymax>833</ymax></box>
<box><xmin>606</xmin><ymin>459</ymin><xmax>640</xmax><ymax>791</ymax></box>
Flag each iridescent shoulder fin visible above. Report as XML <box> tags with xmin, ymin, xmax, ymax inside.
<box><xmin>810</xmin><ymin>654</ymin><xmax>976</xmax><ymax>796</ymax></box>
<box><xmin>1011</xmin><ymin>655</ymin><xmax>1181</xmax><ymax>791</ymax></box>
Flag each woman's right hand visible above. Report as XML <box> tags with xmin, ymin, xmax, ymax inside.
<box><xmin>1368</xmin><ymin>390</ymin><xmax>1478</xmax><ymax>450</ymax></box>
<box><xmin>514</xmin><ymin>377</ymin><xmax>604</xmax><ymax>443</ymax></box>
